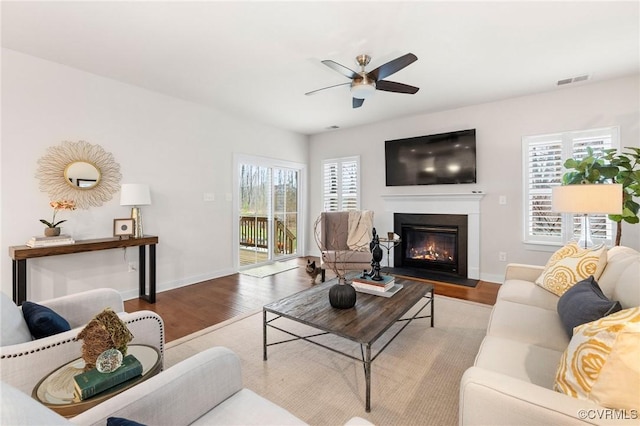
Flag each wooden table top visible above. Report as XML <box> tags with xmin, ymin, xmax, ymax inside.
<box><xmin>264</xmin><ymin>276</ymin><xmax>433</xmax><ymax>345</ymax></box>
<box><xmin>9</xmin><ymin>236</ymin><xmax>158</xmax><ymax>260</ymax></box>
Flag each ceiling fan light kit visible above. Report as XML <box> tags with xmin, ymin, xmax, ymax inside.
<box><xmin>351</xmin><ymin>79</ymin><xmax>376</xmax><ymax>99</ymax></box>
<box><xmin>307</xmin><ymin>53</ymin><xmax>419</xmax><ymax>108</ymax></box>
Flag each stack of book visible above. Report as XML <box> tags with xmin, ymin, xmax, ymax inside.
<box><xmin>73</xmin><ymin>354</ymin><xmax>143</xmax><ymax>401</ymax></box>
<box><xmin>26</xmin><ymin>235</ymin><xmax>75</xmax><ymax>248</ymax></box>
<box><xmin>351</xmin><ymin>274</ymin><xmax>395</xmax><ymax>293</ymax></box>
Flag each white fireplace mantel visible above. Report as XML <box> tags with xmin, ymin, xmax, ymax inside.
<box><xmin>381</xmin><ymin>193</ymin><xmax>485</xmax><ymax>214</ymax></box>
<box><xmin>381</xmin><ymin>192</ymin><xmax>485</xmax><ymax>279</ymax></box>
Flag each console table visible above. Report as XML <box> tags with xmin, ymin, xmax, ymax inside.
<box><xmin>9</xmin><ymin>236</ymin><xmax>158</xmax><ymax>305</ymax></box>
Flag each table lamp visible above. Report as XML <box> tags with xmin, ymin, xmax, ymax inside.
<box><xmin>120</xmin><ymin>184</ymin><xmax>151</xmax><ymax>238</ymax></box>
<box><xmin>552</xmin><ymin>183</ymin><xmax>622</xmax><ymax>248</ymax></box>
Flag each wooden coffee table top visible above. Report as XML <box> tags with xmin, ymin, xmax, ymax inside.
<box><xmin>263</xmin><ymin>277</ymin><xmax>433</xmax><ymax>344</ymax></box>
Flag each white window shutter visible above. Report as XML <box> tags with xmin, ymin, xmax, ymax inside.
<box><xmin>525</xmin><ymin>138</ymin><xmax>563</xmax><ymax>242</ymax></box>
<box><xmin>523</xmin><ymin>127</ymin><xmax>618</xmax><ymax>246</ymax></box>
<box><xmin>323</xmin><ymin>161</ymin><xmax>339</xmax><ymax>212</ymax></box>
<box><xmin>323</xmin><ymin>156</ymin><xmax>360</xmax><ymax>212</ymax></box>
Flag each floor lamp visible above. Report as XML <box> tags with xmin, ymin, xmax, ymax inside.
<box><xmin>120</xmin><ymin>184</ymin><xmax>151</xmax><ymax>238</ymax></box>
<box><xmin>552</xmin><ymin>184</ymin><xmax>622</xmax><ymax>248</ymax></box>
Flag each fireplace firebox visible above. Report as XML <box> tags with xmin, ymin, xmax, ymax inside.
<box><xmin>394</xmin><ymin>213</ymin><xmax>468</xmax><ymax>279</ymax></box>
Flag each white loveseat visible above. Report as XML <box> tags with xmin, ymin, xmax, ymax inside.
<box><xmin>1</xmin><ymin>288</ymin><xmax>164</xmax><ymax>394</ymax></box>
<box><xmin>460</xmin><ymin>245</ymin><xmax>640</xmax><ymax>425</ymax></box>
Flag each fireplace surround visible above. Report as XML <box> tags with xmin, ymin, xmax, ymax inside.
<box><xmin>381</xmin><ymin>193</ymin><xmax>484</xmax><ymax>280</ymax></box>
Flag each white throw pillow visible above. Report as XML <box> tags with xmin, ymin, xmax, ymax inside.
<box><xmin>0</xmin><ymin>292</ymin><xmax>33</xmax><ymax>346</ymax></box>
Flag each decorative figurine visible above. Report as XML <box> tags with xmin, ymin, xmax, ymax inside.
<box><xmin>368</xmin><ymin>228</ymin><xmax>384</xmax><ymax>281</ymax></box>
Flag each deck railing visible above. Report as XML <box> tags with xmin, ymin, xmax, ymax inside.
<box><xmin>239</xmin><ymin>215</ymin><xmax>296</xmax><ymax>254</ymax></box>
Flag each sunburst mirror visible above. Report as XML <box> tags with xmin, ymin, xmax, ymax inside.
<box><xmin>36</xmin><ymin>140</ymin><xmax>122</xmax><ymax>209</ymax></box>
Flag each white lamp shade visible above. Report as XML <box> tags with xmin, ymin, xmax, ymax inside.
<box><xmin>552</xmin><ymin>184</ymin><xmax>623</xmax><ymax>214</ymax></box>
<box><xmin>120</xmin><ymin>184</ymin><xmax>151</xmax><ymax>206</ymax></box>
<box><xmin>351</xmin><ymin>83</ymin><xmax>376</xmax><ymax>100</ymax></box>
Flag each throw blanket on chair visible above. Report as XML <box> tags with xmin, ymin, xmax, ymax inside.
<box><xmin>347</xmin><ymin>210</ymin><xmax>374</xmax><ymax>251</ymax></box>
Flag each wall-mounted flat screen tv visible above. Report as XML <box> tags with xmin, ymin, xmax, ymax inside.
<box><xmin>385</xmin><ymin>129</ymin><xmax>477</xmax><ymax>186</ymax></box>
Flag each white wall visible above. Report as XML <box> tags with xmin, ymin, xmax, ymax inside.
<box><xmin>308</xmin><ymin>75</ymin><xmax>640</xmax><ymax>283</ymax></box>
<box><xmin>1</xmin><ymin>48</ymin><xmax>308</xmax><ymax>301</ymax></box>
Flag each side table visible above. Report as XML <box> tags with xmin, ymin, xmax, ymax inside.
<box><xmin>32</xmin><ymin>344</ymin><xmax>162</xmax><ymax>418</ymax></box>
<box><xmin>378</xmin><ymin>237</ymin><xmax>402</xmax><ymax>268</ymax></box>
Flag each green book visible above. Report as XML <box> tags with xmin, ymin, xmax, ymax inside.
<box><xmin>73</xmin><ymin>354</ymin><xmax>142</xmax><ymax>400</ymax></box>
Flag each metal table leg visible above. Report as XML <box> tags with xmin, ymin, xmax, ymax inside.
<box><xmin>365</xmin><ymin>343</ymin><xmax>372</xmax><ymax>412</ymax></box>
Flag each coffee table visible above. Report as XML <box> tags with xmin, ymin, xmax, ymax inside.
<box><xmin>32</xmin><ymin>344</ymin><xmax>162</xmax><ymax>418</ymax></box>
<box><xmin>263</xmin><ymin>276</ymin><xmax>434</xmax><ymax>412</ymax></box>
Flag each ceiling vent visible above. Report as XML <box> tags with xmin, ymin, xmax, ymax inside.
<box><xmin>557</xmin><ymin>74</ymin><xmax>590</xmax><ymax>86</ymax></box>
<box><xmin>326</xmin><ymin>125</ymin><xmax>340</xmax><ymax>130</ymax></box>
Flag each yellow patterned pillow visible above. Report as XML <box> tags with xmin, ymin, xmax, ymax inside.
<box><xmin>535</xmin><ymin>242</ymin><xmax>608</xmax><ymax>296</ymax></box>
<box><xmin>554</xmin><ymin>307</ymin><xmax>640</xmax><ymax>411</ymax></box>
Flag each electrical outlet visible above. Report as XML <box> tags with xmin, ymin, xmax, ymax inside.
<box><xmin>499</xmin><ymin>195</ymin><xmax>507</xmax><ymax>205</ymax></box>
<box><xmin>128</xmin><ymin>262</ymin><xmax>136</xmax><ymax>272</ymax></box>
<box><xmin>499</xmin><ymin>252</ymin><xmax>507</xmax><ymax>262</ymax></box>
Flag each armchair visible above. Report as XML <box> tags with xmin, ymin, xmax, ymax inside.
<box><xmin>0</xmin><ymin>288</ymin><xmax>164</xmax><ymax>394</ymax></box>
<box><xmin>316</xmin><ymin>211</ymin><xmax>374</xmax><ymax>282</ymax></box>
<box><xmin>1</xmin><ymin>346</ymin><xmax>373</xmax><ymax>425</ymax></box>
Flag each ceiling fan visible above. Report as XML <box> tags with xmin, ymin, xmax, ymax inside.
<box><xmin>305</xmin><ymin>53</ymin><xmax>419</xmax><ymax>108</ymax></box>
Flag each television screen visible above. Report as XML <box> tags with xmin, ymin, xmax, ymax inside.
<box><xmin>385</xmin><ymin>129</ymin><xmax>476</xmax><ymax>186</ymax></box>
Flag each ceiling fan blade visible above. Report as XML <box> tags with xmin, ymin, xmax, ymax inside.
<box><xmin>305</xmin><ymin>82</ymin><xmax>351</xmax><ymax>96</ymax></box>
<box><xmin>353</xmin><ymin>98</ymin><xmax>365</xmax><ymax>108</ymax></box>
<box><xmin>368</xmin><ymin>53</ymin><xmax>417</xmax><ymax>82</ymax></box>
<box><xmin>322</xmin><ymin>60</ymin><xmax>359</xmax><ymax>80</ymax></box>
<box><xmin>376</xmin><ymin>80</ymin><xmax>420</xmax><ymax>94</ymax></box>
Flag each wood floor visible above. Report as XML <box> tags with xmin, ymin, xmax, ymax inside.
<box><xmin>124</xmin><ymin>257</ymin><xmax>500</xmax><ymax>343</ymax></box>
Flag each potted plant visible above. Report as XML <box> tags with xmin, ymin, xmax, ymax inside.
<box><xmin>562</xmin><ymin>147</ymin><xmax>640</xmax><ymax>245</ymax></box>
<box><xmin>40</xmin><ymin>200</ymin><xmax>76</xmax><ymax>236</ymax></box>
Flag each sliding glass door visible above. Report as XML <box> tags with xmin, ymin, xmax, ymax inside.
<box><xmin>236</xmin><ymin>156</ymin><xmax>302</xmax><ymax>268</ymax></box>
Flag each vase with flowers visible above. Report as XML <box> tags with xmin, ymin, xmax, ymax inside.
<box><xmin>40</xmin><ymin>200</ymin><xmax>76</xmax><ymax>236</ymax></box>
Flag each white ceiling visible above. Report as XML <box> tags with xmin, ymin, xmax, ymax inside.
<box><xmin>2</xmin><ymin>1</ymin><xmax>638</xmax><ymax>135</ymax></box>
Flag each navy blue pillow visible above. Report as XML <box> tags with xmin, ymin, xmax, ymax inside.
<box><xmin>107</xmin><ymin>417</ymin><xmax>146</xmax><ymax>426</ymax></box>
<box><xmin>21</xmin><ymin>301</ymin><xmax>71</xmax><ymax>339</ymax></box>
<box><xmin>557</xmin><ymin>276</ymin><xmax>622</xmax><ymax>338</ymax></box>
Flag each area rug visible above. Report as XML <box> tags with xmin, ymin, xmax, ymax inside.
<box><xmin>240</xmin><ymin>262</ymin><xmax>299</xmax><ymax>278</ymax></box>
<box><xmin>165</xmin><ymin>295</ymin><xmax>491</xmax><ymax>425</ymax></box>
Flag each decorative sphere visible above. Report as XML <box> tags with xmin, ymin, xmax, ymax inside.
<box><xmin>95</xmin><ymin>348</ymin><xmax>123</xmax><ymax>373</ymax></box>
<box><xmin>329</xmin><ymin>283</ymin><xmax>357</xmax><ymax>309</ymax></box>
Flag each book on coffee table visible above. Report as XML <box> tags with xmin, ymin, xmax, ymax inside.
<box><xmin>73</xmin><ymin>354</ymin><xmax>142</xmax><ymax>400</ymax></box>
<box><xmin>354</xmin><ymin>283</ymin><xmax>403</xmax><ymax>298</ymax></box>
<box><xmin>352</xmin><ymin>274</ymin><xmax>395</xmax><ymax>292</ymax></box>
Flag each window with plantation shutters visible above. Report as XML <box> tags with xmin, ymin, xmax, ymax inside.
<box><xmin>523</xmin><ymin>127</ymin><xmax>619</xmax><ymax>246</ymax></box>
<box><xmin>322</xmin><ymin>156</ymin><xmax>360</xmax><ymax>211</ymax></box>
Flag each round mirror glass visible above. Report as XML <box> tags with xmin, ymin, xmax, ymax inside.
<box><xmin>64</xmin><ymin>161</ymin><xmax>101</xmax><ymax>189</ymax></box>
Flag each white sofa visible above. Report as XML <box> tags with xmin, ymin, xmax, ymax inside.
<box><xmin>1</xmin><ymin>346</ymin><xmax>372</xmax><ymax>425</ymax></box>
<box><xmin>460</xmin><ymin>245</ymin><xmax>640</xmax><ymax>425</ymax></box>
<box><xmin>1</xmin><ymin>288</ymin><xmax>165</xmax><ymax>395</ymax></box>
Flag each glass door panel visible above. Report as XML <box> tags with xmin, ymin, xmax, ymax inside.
<box><xmin>272</xmin><ymin>168</ymin><xmax>298</xmax><ymax>259</ymax></box>
<box><xmin>239</xmin><ymin>164</ymin><xmax>271</xmax><ymax>267</ymax></box>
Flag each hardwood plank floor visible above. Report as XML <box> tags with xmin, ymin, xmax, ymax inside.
<box><xmin>125</xmin><ymin>257</ymin><xmax>500</xmax><ymax>343</ymax></box>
